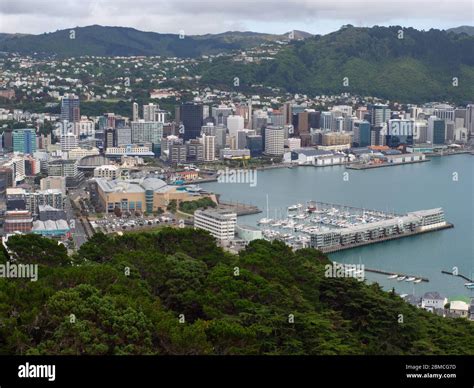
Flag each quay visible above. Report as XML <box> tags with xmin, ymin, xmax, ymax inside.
<box><xmin>218</xmin><ymin>200</ymin><xmax>261</xmax><ymax>216</ymax></box>
<box><xmin>319</xmin><ymin>222</ymin><xmax>453</xmax><ymax>253</ymax></box>
<box><xmin>346</xmin><ymin>159</ymin><xmax>430</xmax><ymax>170</ymax></box>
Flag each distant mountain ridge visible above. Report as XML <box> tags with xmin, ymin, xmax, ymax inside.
<box><xmin>446</xmin><ymin>26</ymin><xmax>474</xmax><ymax>36</ymax></box>
<box><xmin>0</xmin><ymin>25</ymin><xmax>311</xmax><ymax>57</ymax></box>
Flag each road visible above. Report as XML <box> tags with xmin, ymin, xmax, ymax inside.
<box><xmin>65</xmin><ymin>182</ymin><xmax>89</xmax><ymax>249</ymax></box>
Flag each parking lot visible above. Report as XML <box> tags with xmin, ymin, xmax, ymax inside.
<box><xmin>89</xmin><ymin>213</ymin><xmax>189</xmax><ymax>234</ymax></box>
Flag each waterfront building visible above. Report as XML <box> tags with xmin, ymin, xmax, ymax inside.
<box><xmin>427</xmin><ymin>116</ymin><xmax>446</xmax><ymax>145</ymax></box>
<box><xmin>94</xmin><ymin>177</ymin><xmax>213</xmax><ymax>214</ymax></box>
<box><xmin>194</xmin><ymin>209</ymin><xmax>237</xmax><ymax>241</ymax></box>
<box><xmin>246</xmin><ymin>135</ymin><xmax>263</xmax><ymax>157</ymax></box>
<box><xmin>310</xmin><ymin>208</ymin><xmax>447</xmax><ymax>251</ymax></box>
<box><xmin>353</xmin><ymin>120</ymin><xmax>371</xmax><ymax>147</ymax></box>
<box><xmin>236</xmin><ymin>224</ymin><xmax>263</xmax><ymax>242</ymax></box>
<box><xmin>284</xmin><ymin>148</ymin><xmax>345</xmax><ymax>166</ymax></box>
<box><xmin>386</xmin><ymin>119</ymin><xmax>414</xmax><ymax>147</ymax></box>
<box><xmin>219</xmin><ymin>148</ymin><xmax>251</xmax><ymax>160</ymax></box>
<box><xmin>264</xmin><ymin>126</ymin><xmax>284</xmax><ymax>156</ymax></box>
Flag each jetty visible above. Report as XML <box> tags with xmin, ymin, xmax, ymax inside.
<box><xmin>365</xmin><ymin>268</ymin><xmax>429</xmax><ymax>282</ymax></box>
<box><xmin>441</xmin><ymin>270</ymin><xmax>473</xmax><ymax>283</ymax></box>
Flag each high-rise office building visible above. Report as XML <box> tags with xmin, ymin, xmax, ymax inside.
<box><xmin>227</xmin><ymin>115</ymin><xmax>245</xmax><ymax>138</ymax></box>
<box><xmin>201</xmin><ymin>134</ymin><xmax>216</xmax><ymax>162</ymax></box>
<box><xmin>211</xmin><ymin>105</ymin><xmax>233</xmax><ymax>126</ymax></box>
<box><xmin>264</xmin><ymin>126</ymin><xmax>284</xmax><ymax>156</ymax></box>
<box><xmin>131</xmin><ymin>121</ymin><xmax>163</xmax><ymax>144</ymax></box>
<box><xmin>179</xmin><ymin>103</ymin><xmax>204</xmax><ymax>141</ymax></box>
<box><xmin>353</xmin><ymin>120</ymin><xmax>371</xmax><ymax>147</ymax></box>
<box><xmin>369</xmin><ymin>104</ymin><xmax>391</xmax><ymax>127</ymax></box>
<box><xmin>143</xmin><ymin>103</ymin><xmax>159</xmax><ymax>122</ymax></box>
<box><xmin>466</xmin><ymin>104</ymin><xmax>474</xmax><ymax>138</ymax></box>
<box><xmin>116</xmin><ymin>127</ymin><xmax>132</xmax><ymax>146</ymax></box>
<box><xmin>386</xmin><ymin>119</ymin><xmax>414</xmax><ymax>147</ymax></box>
<box><xmin>104</xmin><ymin>128</ymin><xmax>115</xmax><ymax>150</ymax></box>
<box><xmin>427</xmin><ymin>116</ymin><xmax>446</xmax><ymax>145</ymax></box>
<box><xmin>320</xmin><ymin>112</ymin><xmax>332</xmax><ymax>130</ymax></box>
<box><xmin>13</xmin><ymin>128</ymin><xmax>37</xmax><ymax>154</ymax></box>
<box><xmin>60</xmin><ymin>94</ymin><xmax>80</xmax><ymax>122</ymax></box>
<box><xmin>282</xmin><ymin>102</ymin><xmax>293</xmax><ymax>126</ymax></box>
<box><xmin>132</xmin><ymin>102</ymin><xmax>139</xmax><ymax>122</ymax></box>
<box><xmin>434</xmin><ymin>104</ymin><xmax>455</xmax><ymax>123</ymax></box>
<box><xmin>186</xmin><ymin>139</ymin><xmax>204</xmax><ymax>162</ymax></box>
<box><xmin>246</xmin><ymin>135</ymin><xmax>263</xmax><ymax>157</ymax></box>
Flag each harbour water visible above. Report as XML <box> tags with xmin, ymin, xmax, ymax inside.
<box><xmin>202</xmin><ymin>154</ymin><xmax>473</xmax><ymax>299</ymax></box>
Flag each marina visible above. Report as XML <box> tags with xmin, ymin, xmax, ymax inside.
<box><xmin>256</xmin><ymin>199</ymin><xmax>452</xmax><ymax>253</ymax></box>
<box><xmin>201</xmin><ymin>154</ymin><xmax>472</xmax><ymax>298</ymax></box>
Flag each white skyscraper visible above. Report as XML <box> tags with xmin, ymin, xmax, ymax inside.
<box><xmin>264</xmin><ymin>126</ymin><xmax>284</xmax><ymax>156</ymax></box>
<box><xmin>132</xmin><ymin>102</ymin><xmax>139</xmax><ymax>122</ymax></box>
<box><xmin>143</xmin><ymin>103</ymin><xmax>159</xmax><ymax>122</ymax></box>
<box><xmin>201</xmin><ymin>134</ymin><xmax>216</xmax><ymax>162</ymax></box>
<box><xmin>227</xmin><ymin>115</ymin><xmax>245</xmax><ymax>138</ymax></box>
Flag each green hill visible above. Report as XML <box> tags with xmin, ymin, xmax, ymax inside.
<box><xmin>0</xmin><ymin>230</ymin><xmax>472</xmax><ymax>355</ymax></box>
<box><xmin>0</xmin><ymin>25</ymin><xmax>290</xmax><ymax>57</ymax></box>
<box><xmin>199</xmin><ymin>25</ymin><xmax>474</xmax><ymax>102</ymax></box>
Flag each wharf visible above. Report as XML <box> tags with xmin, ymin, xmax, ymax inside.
<box><xmin>218</xmin><ymin>200</ymin><xmax>261</xmax><ymax>216</ymax></box>
<box><xmin>346</xmin><ymin>159</ymin><xmax>430</xmax><ymax>170</ymax></box>
<box><xmin>320</xmin><ymin>223</ymin><xmax>454</xmax><ymax>253</ymax></box>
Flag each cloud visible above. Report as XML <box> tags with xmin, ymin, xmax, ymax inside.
<box><xmin>0</xmin><ymin>0</ymin><xmax>472</xmax><ymax>35</ymax></box>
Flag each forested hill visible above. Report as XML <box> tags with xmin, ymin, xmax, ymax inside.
<box><xmin>0</xmin><ymin>229</ymin><xmax>473</xmax><ymax>355</ymax></box>
<box><xmin>199</xmin><ymin>25</ymin><xmax>474</xmax><ymax>102</ymax></box>
<box><xmin>0</xmin><ymin>25</ymin><xmax>292</xmax><ymax>57</ymax></box>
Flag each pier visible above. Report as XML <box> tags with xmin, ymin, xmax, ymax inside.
<box><xmin>441</xmin><ymin>270</ymin><xmax>473</xmax><ymax>283</ymax></box>
<box><xmin>346</xmin><ymin>159</ymin><xmax>430</xmax><ymax>170</ymax></box>
<box><xmin>320</xmin><ymin>223</ymin><xmax>453</xmax><ymax>253</ymax></box>
<box><xmin>364</xmin><ymin>268</ymin><xmax>429</xmax><ymax>282</ymax></box>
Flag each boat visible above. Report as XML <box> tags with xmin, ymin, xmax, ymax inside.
<box><xmin>397</xmin><ymin>276</ymin><xmax>406</xmax><ymax>281</ymax></box>
<box><xmin>258</xmin><ymin>218</ymin><xmax>273</xmax><ymax>225</ymax></box>
<box><xmin>387</xmin><ymin>274</ymin><xmax>398</xmax><ymax>279</ymax></box>
<box><xmin>405</xmin><ymin>277</ymin><xmax>416</xmax><ymax>282</ymax></box>
<box><xmin>307</xmin><ymin>201</ymin><xmax>317</xmax><ymax>213</ymax></box>
<box><xmin>287</xmin><ymin>205</ymin><xmax>299</xmax><ymax>211</ymax></box>
<box><xmin>414</xmin><ymin>279</ymin><xmax>422</xmax><ymax>283</ymax></box>
<box><xmin>465</xmin><ymin>282</ymin><xmax>474</xmax><ymax>289</ymax></box>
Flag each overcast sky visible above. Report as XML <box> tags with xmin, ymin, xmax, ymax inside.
<box><xmin>0</xmin><ymin>0</ymin><xmax>472</xmax><ymax>35</ymax></box>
